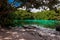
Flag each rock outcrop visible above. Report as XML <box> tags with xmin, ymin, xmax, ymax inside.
<box><xmin>0</xmin><ymin>26</ymin><xmax>60</xmax><ymax>40</ymax></box>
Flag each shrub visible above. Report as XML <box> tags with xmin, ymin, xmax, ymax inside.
<box><xmin>1</xmin><ymin>10</ymin><xmax>60</xmax><ymax>28</ymax></box>
<box><xmin>32</xmin><ymin>10</ymin><xmax>56</xmax><ymax>20</ymax></box>
<box><xmin>14</xmin><ymin>10</ymin><xmax>34</xmax><ymax>20</ymax></box>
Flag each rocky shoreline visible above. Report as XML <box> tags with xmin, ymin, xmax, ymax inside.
<box><xmin>0</xmin><ymin>26</ymin><xmax>60</xmax><ymax>40</ymax></box>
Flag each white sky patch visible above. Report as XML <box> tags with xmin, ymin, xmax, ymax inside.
<box><xmin>30</xmin><ymin>8</ymin><xmax>43</xmax><ymax>13</ymax></box>
<box><xmin>59</xmin><ymin>0</ymin><xmax>60</xmax><ymax>1</ymax></box>
<box><xmin>18</xmin><ymin>6</ymin><xmax>49</xmax><ymax>13</ymax></box>
<box><xmin>18</xmin><ymin>6</ymin><xmax>26</xmax><ymax>10</ymax></box>
<box><xmin>53</xmin><ymin>3</ymin><xmax>60</xmax><ymax>9</ymax></box>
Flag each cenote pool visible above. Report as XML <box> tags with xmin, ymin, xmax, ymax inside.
<box><xmin>13</xmin><ymin>20</ymin><xmax>60</xmax><ymax>29</ymax></box>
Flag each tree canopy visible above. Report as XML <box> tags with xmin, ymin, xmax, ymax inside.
<box><xmin>0</xmin><ymin>0</ymin><xmax>60</xmax><ymax>13</ymax></box>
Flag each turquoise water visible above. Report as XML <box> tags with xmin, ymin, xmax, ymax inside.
<box><xmin>13</xmin><ymin>20</ymin><xmax>58</xmax><ymax>28</ymax></box>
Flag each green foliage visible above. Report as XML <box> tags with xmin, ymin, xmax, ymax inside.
<box><xmin>13</xmin><ymin>10</ymin><xmax>34</xmax><ymax>20</ymax></box>
<box><xmin>1</xmin><ymin>9</ymin><xmax>60</xmax><ymax>28</ymax></box>
<box><xmin>0</xmin><ymin>0</ymin><xmax>60</xmax><ymax>28</ymax></box>
<box><xmin>3</xmin><ymin>10</ymin><xmax>34</xmax><ymax>26</ymax></box>
<box><xmin>32</xmin><ymin>10</ymin><xmax>56</xmax><ymax>20</ymax></box>
<box><xmin>8</xmin><ymin>10</ymin><xmax>60</xmax><ymax>21</ymax></box>
<box><xmin>55</xmin><ymin>8</ymin><xmax>60</xmax><ymax>20</ymax></box>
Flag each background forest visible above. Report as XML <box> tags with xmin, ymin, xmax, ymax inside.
<box><xmin>0</xmin><ymin>0</ymin><xmax>60</xmax><ymax>29</ymax></box>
